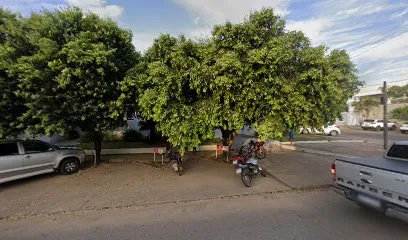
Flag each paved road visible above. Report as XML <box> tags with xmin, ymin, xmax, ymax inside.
<box><xmin>340</xmin><ymin>127</ymin><xmax>407</xmax><ymax>142</ymax></box>
<box><xmin>1</xmin><ymin>190</ymin><xmax>406</xmax><ymax>240</ymax></box>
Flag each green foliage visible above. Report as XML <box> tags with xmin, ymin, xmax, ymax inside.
<box><xmin>392</xmin><ymin>106</ymin><xmax>408</xmax><ymax>120</ymax></box>
<box><xmin>123</xmin><ymin>128</ymin><xmax>144</xmax><ymax>142</ymax></box>
<box><xmin>0</xmin><ymin>9</ymin><xmax>29</xmax><ymax>138</ymax></box>
<box><xmin>352</xmin><ymin>97</ymin><xmax>379</xmax><ymax>118</ymax></box>
<box><xmin>102</xmin><ymin>131</ymin><xmax>123</xmax><ymax>142</ymax></box>
<box><xmin>388</xmin><ymin>85</ymin><xmax>408</xmax><ymax>99</ymax></box>
<box><xmin>0</xmin><ymin>7</ymin><xmax>138</xmax><ymax>163</ymax></box>
<box><xmin>132</xmin><ymin>8</ymin><xmax>361</xmax><ymax>153</ymax></box>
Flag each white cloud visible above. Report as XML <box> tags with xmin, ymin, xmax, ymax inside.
<box><xmin>353</xmin><ymin>32</ymin><xmax>408</xmax><ymax>60</ymax></box>
<box><xmin>132</xmin><ymin>33</ymin><xmax>158</xmax><ymax>52</ymax></box>
<box><xmin>286</xmin><ymin>17</ymin><xmax>331</xmax><ymax>44</ymax></box>
<box><xmin>391</xmin><ymin>9</ymin><xmax>408</xmax><ymax>18</ymax></box>
<box><xmin>172</xmin><ymin>0</ymin><xmax>289</xmax><ymax>25</ymax></box>
<box><xmin>335</xmin><ymin>5</ymin><xmax>385</xmax><ymax>18</ymax></box>
<box><xmin>66</xmin><ymin>0</ymin><xmax>123</xmax><ymax>19</ymax></box>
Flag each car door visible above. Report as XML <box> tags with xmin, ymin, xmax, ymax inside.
<box><xmin>0</xmin><ymin>142</ymin><xmax>24</xmax><ymax>180</ymax></box>
<box><xmin>21</xmin><ymin>141</ymin><xmax>56</xmax><ymax>172</ymax></box>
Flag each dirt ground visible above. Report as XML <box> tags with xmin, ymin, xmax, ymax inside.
<box><xmin>0</xmin><ymin>152</ymin><xmax>289</xmax><ymax>219</ymax></box>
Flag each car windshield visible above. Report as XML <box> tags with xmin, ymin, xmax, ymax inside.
<box><xmin>405</xmin><ymin>122</ymin><xmax>408</xmax><ymax>125</ymax></box>
<box><xmin>363</xmin><ymin>119</ymin><xmax>374</xmax><ymax>122</ymax></box>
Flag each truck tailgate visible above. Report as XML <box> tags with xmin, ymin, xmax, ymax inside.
<box><xmin>336</xmin><ymin>160</ymin><xmax>408</xmax><ymax>209</ymax></box>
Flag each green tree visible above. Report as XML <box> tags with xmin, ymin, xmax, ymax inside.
<box><xmin>392</xmin><ymin>106</ymin><xmax>408</xmax><ymax>120</ymax></box>
<box><xmin>197</xmin><ymin>8</ymin><xmax>361</xmax><ymax>140</ymax></box>
<box><xmin>133</xmin><ymin>34</ymin><xmax>217</xmax><ymax>153</ymax></box>
<box><xmin>133</xmin><ymin>9</ymin><xmax>361</xmax><ymax>152</ymax></box>
<box><xmin>0</xmin><ymin>9</ymin><xmax>30</xmax><ymax>138</ymax></box>
<box><xmin>352</xmin><ymin>97</ymin><xmax>379</xmax><ymax>119</ymax></box>
<box><xmin>388</xmin><ymin>84</ymin><xmax>408</xmax><ymax>100</ymax></box>
<box><xmin>8</xmin><ymin>8</ymin><xmax>138</xmax><ymax>163</ymax></box>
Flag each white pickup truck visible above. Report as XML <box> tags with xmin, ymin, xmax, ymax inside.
<box><xmin>332</xmin><ymin>141</ymin><xmax>408</xmax><ymax>218</ymax></box>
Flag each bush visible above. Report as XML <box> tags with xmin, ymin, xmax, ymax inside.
<box><xmin>103</xmin><ymin>131</ymin><xmax>123</xmax><ymax>142</ymax></box>
<box><xmin>392</xmin><ymin>106</ymin><xmax>408</xmax><ymax>120</ymax></box>
<box><xmin>123</xmin><ymin>129</ymin><xmax>145</xmax><ymax>142</ymax></box>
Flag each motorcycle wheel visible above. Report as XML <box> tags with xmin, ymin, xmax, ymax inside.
<box><xmin>256</xmin><ymin>150</ymin><xmax>266</xmax><ymax>159</ymax></box>
<box><xmin>177</xmin><ymin>158</ymin><xmax>183</xmax><ymax>176</ymax></box>
<box><xmin>241</xmin><ymin>168</ymin><xmax>254</xmax><ymax>187</ymax></box>
<box><xmin>260</xmin><ymin>169</ymin><xmax>267</xmax><ymax>177</ymax></box>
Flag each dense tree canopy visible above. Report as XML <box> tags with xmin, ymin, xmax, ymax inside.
<box><xmin>133</xmin><ymin>8</ymin><xmax>362</xmax><ymax>153</ymax></box>
<box><xmin>1</xmin><ymin>8</ymin><xmax>138</xmax><ymax>162</ymax></box>
<box><xmin>0</xmin><ymin>9</ymin><xmax>29</xmax><ymax>138</ymax></box>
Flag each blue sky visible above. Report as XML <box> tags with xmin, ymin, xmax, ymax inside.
<box><xmin>1</xmin><ymin>0</ymin><xmax>408</xmax><ymax>85</ymax></box>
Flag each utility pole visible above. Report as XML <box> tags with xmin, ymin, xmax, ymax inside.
<box><xmin>383</xmin><ymin>81</ymin><xmax>388</xmax><ymax>150</ymax></box>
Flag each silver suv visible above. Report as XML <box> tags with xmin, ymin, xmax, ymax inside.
<box><xmin>0</xmin><ymin>140</ymin><xmax>86</xmax><ymax>184</ymax></box>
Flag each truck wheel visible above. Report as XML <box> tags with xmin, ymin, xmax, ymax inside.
<box><xmin>376</xmin><ymin>126</ymin><xmax>381</xmax><ymax>131</ymax></box>
<box><xmin>59</xmin><ymin>158</ymin><xmax>80</xmax><ymax>175</ymax></box>
<box><xmin>391</xmin><ymin>125</ymin><xmax>396</xmax><ymax>130</ymax></box>
<box><xmin>302</xmin><ymin>129</ymin><xmax>309</xmax><ymax>134</ymax></box>
<box><xmin>401</xmin><ymin>130</ymin><xmax>407</xmax><ymax>134</ymax></box>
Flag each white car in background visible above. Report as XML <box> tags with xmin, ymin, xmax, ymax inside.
<box><xmin>401</xmin><ymin>122</ymin><xmax>408</xmax><ymax>134</ymax></box>
<box><xmin>300</xmin><ymin>124</ymin><xmax>341</xmax><ymax>136</ymax></box>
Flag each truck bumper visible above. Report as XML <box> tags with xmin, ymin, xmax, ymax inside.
<box><xmin>332</xmin><ymin>184</ymin><xmax>408</xmax><ymax>222</ymax></box>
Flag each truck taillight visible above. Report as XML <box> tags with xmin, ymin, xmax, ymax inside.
<box><xmin>331</xmin><ymin>163</ymin><xmax>336</xmax><ymax>175</ymax></box>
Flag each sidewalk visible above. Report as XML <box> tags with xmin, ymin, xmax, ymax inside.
<box><xmin>291</xmin><ymin>141</ymin><xmax>385</xmax><ymax>158</ymax></box>
<box><xmin>261</xmin><ymin>151</ymin><xmax>334</xmax><ymax>189</ymax></box>
<box><xmin>0</xmin><ymin>152</ymin><xmax>289</xmax><ymax>220</ymax></box>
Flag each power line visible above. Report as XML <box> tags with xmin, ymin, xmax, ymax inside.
<box><xmin>351</xmin><ymin>28</ymin><xmax>408</xmax><ymax>58</ymax></box>
<box><xmin>350</xmin><ymin>26</ymin><xmax>405</xmax><ymax>56</ymax></box>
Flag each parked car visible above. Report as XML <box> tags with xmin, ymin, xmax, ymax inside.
<box><xmin>0</xmin><ymin>140</ymin><xmax>86</xmax><ymax>184</ymax></box>
<box><xmin>332</xmin><ymin>141</ymin><xmax>408</xmax><ymax>220</ymax></box>
<box><xmin>360</xmin><ymin>119</ymin><xmax>375</xmax><ymax>130</ymax></box>
<box><xmin>300</xmin><ymin>124</ymin><xmax>341</xmax><ymax>136</ymax></box>
<box><xmin>362</xmin><ymin>119</ymin><xmax>397</xmax><ymax>131</ymax></box>
<box><xmin>400</xmin><ymin>122</ymin><xmax>408</xmax><ymax>134</ymax></box>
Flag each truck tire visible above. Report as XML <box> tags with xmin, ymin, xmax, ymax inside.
<box><xmin>59</xmin><ymin>158</ymin><xmax>80</xmax><ymax>175</ymax></box>
<box><xmin>376</xmin><ymin>126</ymin><xmax>381</xmax><ymax>131</ymax></box>
<box><xmin>391</xmin><ymin>125</ymin><xmax>396</xmax><ymax>130</ymax></box>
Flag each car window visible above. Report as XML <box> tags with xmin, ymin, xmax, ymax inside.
<box><xmin>22</xmin><ymin>141</ymin><xmax>52</xmax><ymax>154</ymax></box>
<box><xmin>364</xmin><ymin>119</ymin><xmax>374</xmax><ymax>122</ymax></box>
<box><xmin>387</xmin><ymin>144</ymin><xmax>408</xmax><ymax>160</ymax></box>
<box><xmin>404</xmin><ymin>122</ymin><xmax>408</xmax><ymax>125</ymax></box>
<box><xmin>0</xmin><ymin>143</ymin><xmax>20</xmax><ymax>156</ymax></box>
<box><xmin>377</xmin><ymin>120</ymin><xmax>383</xmax><ymax>123</ymax></box>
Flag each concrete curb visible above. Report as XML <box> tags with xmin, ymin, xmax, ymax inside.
<box><xmin>84</xmin><ymin>144</ymin><xmax>219</xmax><ymax>156</ymax></box>
<box><xmin>279</xmin><ymin>144</ymin><xmax>357</xmax><ymax>158</ymax></box>
<box><xmin>281</xmin><ymin>139</ymin><xmax>366</xmax><ymax>145</ymax></box>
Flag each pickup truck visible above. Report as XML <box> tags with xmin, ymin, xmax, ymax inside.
<box><xmin>332</xmin><ymin>141</ymin><xmax>408</xmax><ymax>218</ymax></box>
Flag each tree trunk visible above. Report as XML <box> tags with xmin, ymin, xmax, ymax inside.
<box><xmin>93</xmin><ymin>131</ymin><xmax>103</xmax><ymax>165</ymax></box>
<box><xmin>149</xmin><ymin>121</ymin><xmax>156</xmax><ymax>142</ymax></box>
<box><xmin>220</xmin><ymin>128</ymin><xmax>231</xmax><ymax>146</ymax></box>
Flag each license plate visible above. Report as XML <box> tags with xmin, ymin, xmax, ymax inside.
<box><xmin>357</xmin><ymin>194</ymin><xmax>381</xmax><ymax>209</ymax></box>
<box><xmin>233</xmin><ymin>160</ymin><xmax>238</xmax><ymax>165</ymax></box>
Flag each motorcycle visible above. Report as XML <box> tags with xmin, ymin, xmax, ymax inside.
<box><xmin>233</xmin><ymin>157</ymin><xmax>266</xmax><ymax>187</ymax></box>
<box><xmin>165</xmin><ymin>145</ymin><xmax>184</xmax><ymax>176</ymax></box>
<box><xmin>238</xmin><ymin>140</ymin><xmax>266</xmax><ymax>159</ymax></box>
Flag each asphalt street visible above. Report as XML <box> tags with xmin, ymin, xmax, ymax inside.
<box><xmin>1</xmin><ymin>190</ymin><xmax>407</xmax><ymax>240</ymax></box>
<box><xmin>340</xmin><ymin>127</ymin><xmax>407</xmax><ymax>142</ymax></box>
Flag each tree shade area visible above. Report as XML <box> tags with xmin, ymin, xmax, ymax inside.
<box><xmin>1</xmin><ymin>7</ymin><xmax>361</xmax><ymax>158</ymax></box>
